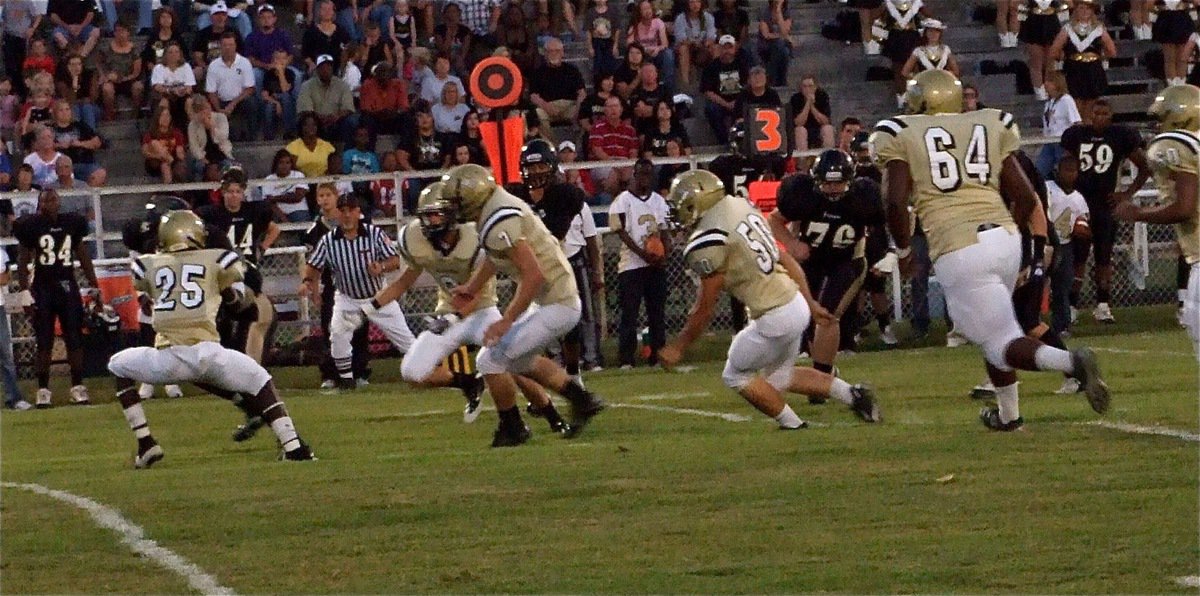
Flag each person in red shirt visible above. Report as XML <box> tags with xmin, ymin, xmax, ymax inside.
<box><xmin>587</xmin><ymin>95</ymin><xmax>638</xmax><ymax>196</ymax></box>
<box><xmin>141</xmin><ymin>104</ymin><xmax>187</xmax><ymax>183</ymax></box>
<box><xmin>360</xmin><ymin>61</ymin><xmax>408</xmax><ymax>137</ymax></box>
<box><xmin>22</xmin><ymin>38</ymin><xmax>56</xmax><ymax>80</ymax></box>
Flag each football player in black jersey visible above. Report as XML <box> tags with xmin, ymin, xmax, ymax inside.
<box><xmin>507</xmin><ymin>139</ymin><xmax>595</xmax><ymax>429</ymax></box>
<box><xmin>195</xmin><ymin>168</ymin><xmax>280</xmax><ymax>363</ymax></box>
<box><xmin>14</xmin><ymin>189</ymin><xmax>100</xmax><ymax>408</ymax></box>
<box><xmin>769</xmin><ymin>150</ymin><xmax>886</xmax><ymax>395</ymax></box>
<box><xmin>708</xmin><ymin>122</ymin><xmax>786</xmax><ymax>331</ymax></box>
<box><xmin>1059</xmin><ymin>100</ymin><xmax>1151</xmax><ymax>323</ymax></box>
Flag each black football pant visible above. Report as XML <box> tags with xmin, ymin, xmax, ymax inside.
<box><xmin>618</xmin><ymin>266</ymin><xmax>667</xmax><ymax>366</ymax></box>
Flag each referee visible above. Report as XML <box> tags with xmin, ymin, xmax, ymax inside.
<box><xmin>301</xmin><ymin>194</ymin><xmax>415</xmax><ymax>390</ymax></box>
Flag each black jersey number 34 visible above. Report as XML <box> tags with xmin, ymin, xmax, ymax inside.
<box><xmin>925</xmin><ymin>125</ymin><xmax>991</xmax><ymax>192</ymax></box>
<box><xmin>37</xmin><ymin>234</ymin><xmax>74</xmax><ymax>266</ymax></box>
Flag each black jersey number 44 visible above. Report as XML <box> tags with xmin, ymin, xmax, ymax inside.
<box><xmin>14</xmin><ymin>213</ymin><xmax>88</xmax><ymax>284</ymax></box>
<box><xmin>196</xmin><ymin>202</ymin><xmax>274</xmax><ymax>263</ymax></box>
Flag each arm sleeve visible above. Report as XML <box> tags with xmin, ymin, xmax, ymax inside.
<box><xmin>373</xmin><ymin>227</ymin><xmax>397</xmax><ymax>260</ymax></box>
<box><xmin>607</xmin><ymin>193</ymin><xmax>628</xmax><ymax>230</ymax></box>
<box><xmin>307</xmin><ymin>235</ymin><xmax>329</xmax><ymax>269</ymax></box>
<box><xmin>580</xmin><ymin>203</ymin><xmax>598</xmax><ymax>237</ymax></box>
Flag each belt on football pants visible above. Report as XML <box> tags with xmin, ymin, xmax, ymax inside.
<box><xmin>978</xmin><ymin>223</ymin><xmax>1001</xmax><ymax>232</ymax></box>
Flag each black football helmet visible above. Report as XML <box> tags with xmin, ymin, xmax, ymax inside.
<box><xmin>729</xmin><ymin>122</ymin><xmax>746</xmax><ymax>156</ymax></box>
<box><xmin>519</xmin><ymin>138</ymin><xmax>560</xmax><ymax>190</ymax></box>
<box><xmin>849</xmin><ymin>132</ymin><xmax>872</xmax><ymax>162</ymax></box>
<box><xmin>811</xmin><ymin>149</ymin><xmax>855</xmax><ymax>200</ymax></box>
<box><xmin>121</xmin><ymin>195</ymin><xmax>192</xmax><ymax>253</ymax></box>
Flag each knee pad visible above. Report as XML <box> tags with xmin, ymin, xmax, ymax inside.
<box><xmin>721</xmin><ymin>360</ymin><xmax>754</xmax><ymax>391</ymax></box>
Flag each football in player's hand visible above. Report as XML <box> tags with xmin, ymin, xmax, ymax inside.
<box><xmin>1072</xmin><ymin>217</ymin><xmax>1092</xmax><ymax>241</ymax></box>
<box><xmin>644</xmin><ymin>235</ymin><xmax>666</xmax><ymax>261</ymax></box>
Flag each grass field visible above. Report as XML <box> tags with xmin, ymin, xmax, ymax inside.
<box><xmin>2</xmin><ymin>306</ymin><xmax>1198</xmax><ymax>593</ymax></box>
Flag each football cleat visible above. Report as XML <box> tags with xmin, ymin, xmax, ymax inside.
<box><xmin>880</xmin><ymin>324</ymin><xmax>899</xmax><ymax>346</ymax></box>
<box><xmin>165</xmin><ymin>385</ymin><xmax>183</xmax><ymax>398</ymax></box>
<box><xmin>1093</xmin><ymin>303</ymin><xmax>1115</xmax><ymax>323</ymax></box>
<box><xmin>945</xmin><ymin>330</ymin><xmax>968</xmax><ymax>348</ymax></box>
<box><xmin>282</xmin><ymin>440</ymin><xmax>316</xmax><ymax>461</ymax></box>
<box><xmin>138</xmin><ymin>383</ymin><xmax>155</xmax><ymax>400</ymax></box>
<box><xmin>70</xmin><ymin>385</ymin><xmax>91</xmax><ymax>405</ymax></box>
<box><xmin>491</xmin><ymin>423</ymin><xmax>532</xmax><ymax>447</ymax></box>
<box><xmin>356</xmin><ymin>378</ymin><xmax>370</xmax><ymax>388</ymax></box>
<box><xmin>6</xmin><ymin>400</ymin><xmax>33</xmax><ymax>411</ymax></box>
<box><xmin>563</xmin><ymin>392</ymin><xmax>606</xmax><ymax>439</ymax></box>
<box><xmin>1055</xmin><ymin>378</ymin><xmax>1082</xmax><ymax>395</ymax></box>
<box><xmin>1070</xmin><ymin>348</ymin><xmax>1110</xmax><ymax>414</ymax></box>
<box><xmin>319</xmin><ymin>379</ymin><xmax>337</xmax><ymax>390</ymax></box>
<box><xmin>849</xmin><ymin>385</ymin><xmax>881</xmax><ymax>423</ymax></box>
<box><xmin>548</xmin><ymin>418</ymin><xmax>572</xmax><ymax>434</ymax></box>
<box><xmin>134</xmin><ymin>443</ymin><xmax>165</xmax><ymax>469</ymax></box>
<box><xmin>979</xmin><ymin>407</ymin><xmax>1024</xmax><ymax>432</ymax></box>
<box><xmin>232</xmin><ymin>416</ymin><xmax>265</xmax><ymax>442</ymax></box>
<box><xmin>463</xmin><ymin>375</ymin><xmax>485</xmax><ymax>423</ymax></box>
<box><xmin>971</xmin><ymin>381</ymin><xmax>997</xmax><ymax>400</ymax></box>
<box><xmin>34</xmin><ymin>388</ymin><xmax>52</xmax><ymax>409</ymax></box>
<box><xmin>778</xmin><ymin>420</ymin><xmax>810</xmax><ymax>430</ymax></box>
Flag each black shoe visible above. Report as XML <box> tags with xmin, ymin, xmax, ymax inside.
<box><xmin>548</xmin><ymin>418</ymin><xmax>572</xmax><ymax>434</ymax></box>
<box><xmin>1070</xmin><ymin>348</ymin><xmax>1110</xmax><ymax>414</ymax></box>
<box><xmin>525</xmin><ymin>402</ymin><xmax>544</xmax><ymax>418</ymax></box>
<box><xmin>134</xmin><ymin>443</ymin><xmax>164</xmax><ymax>469</ymax></box>
<box><xmin>849</xmin><ymin>385</ymin><xmax>881</xmax><ymax>423</ymax></box>
<box><xmin>463</xmin><ymin>374</ymin><xmax>485</xmax><ymax>423</ymax></box>
<box><xmin>232</xmin><ymin>416</ymin><xmax>264</xmax><ymax>442</ymax></box>
<box><xmin>979</xmin><ymin>407</ymin><xmax>1024</xmax><ymax>431</ymax></box>
<box><xmin>282</xmin><ymin>440</ymin><xmax>316</xmax><ymax>461</ymax></box>
<box><xmin>563</xmin><ymin>392</ymin><xmax>605</xmax><ymax>439</ymax></box>
<box><xmin>491</xmin><ymin>423</ymin><xmax>532</xmax><ymax>447</ymax></box>
<box><xmin>337</xmin><ymin>377</ymin><xmax>356</xmax><ymax>392</ymax></box>
<box><xmin>807</xmin><ymin>395</ymin><xmax>827</xmax><ymax>405</ymax></box>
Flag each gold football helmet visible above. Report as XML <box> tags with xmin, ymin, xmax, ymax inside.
<box><xmin>668</xmin><ymin>169</ymin><xmax>726</xmax><ymax>228</ymax></box>
<box><xmin>417</xmin><ymin>180</ymin><xmax>446</xmax><ymax>210</ymax></box>
<box><xmin>158</xmin><ymin>210</ymin><xmax>207</xmax><ymax>252</ymax></box>
<box><xmin>441</xmin><ymin>164</ymin><xmax>497</xmax><ymax>223</ymax></box>
<box><xmin>416</xmin><ymin>181</ymin><xmax>458</xmax><ymax>242</ymax></box>
<box><xmin>1148</xmin><ymin>84</ymin><xmax>1200</xmax><ymax>131</ymax></box>
<box><xmin>905</xmin><ymin>69</ymin><xmax>963</xmax><ymax>115</ymax></box>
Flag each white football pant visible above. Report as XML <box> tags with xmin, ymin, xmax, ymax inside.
<box><xmin>401</xmin><ymin>306</ymin><xmax>502</xmax><ymax>383</ymax></box>
<box><xmin>330</xmin><ymin>292</ymin><xmax>416</xmax><ymax>372</ymax></box>
<box><xmin>108</xmin><ymin>341</ymin><xmax>272</xmax><ymax>395</ymax></box>
<box><xmin>1184</xmin><ymin>263</ymin><xmax>1200</xmax><ymax>361</ymax></box>
<box><xmin>722</xmin><ymin>293</ymin><xmax>809</xmax><ymax>391</ymax></box>
<box><xmin>476</xmin><ymin>299</ymin><xmax>581</xmax><ymax>376</ymax></box>
<box><xmin>933</xmin><ymin>227</ymin><xmax>1025</xmax><ymax>370</ymax></box>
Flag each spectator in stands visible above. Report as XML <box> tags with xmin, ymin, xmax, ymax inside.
<box><xmin>99</xmin><ymin>21</ymin><xmax>146</xmax><ymax>121</ymax></box>
<box><xmin>50</xmin><ymin>100</ymin><xmax>106</xmax><ymax>187</ymax></box>
<box><xmin>193</xmin><ymin>1</ymin><xmax>254</xmax><ymax>38</ymax></box>
<box><xmin>23</xmin><ymin>126</ymin><xmax>63</xmax><ymax>187</ymax></box>
<box><xmin>642</xmin><ymin>98</ymin><xmax>691</xmax><ymax>158</ymax></box>
<box><xmin>3</xmin><ymin>0</ymin><xmax>42</xmax><ymax>97</ymax></box>
<box><xmin>100</xmin><ymin>0</ymin><xmax>152</xmax><ymax>36</ymax></box>
<box><xmin>396</xmin><ymin>101</ymin><xmax>450</xmax><ymax>210</ymax></box>
<box><xmin>899</xmin><ymin>19</ymin><xmax>958</xmax><ymax>80</ymax></box>
<box><xmin>141</xmin><ymin>104</ymin><xmax>189</xmax><ymax>184</ymax></box>
<box><xmin>260</xmin><ymin>48</ymin><xmax>299</xmax><ymax>140</ymax></box>
<box><xmin>49</xmin><ymin>156</ymin><xmax>95</xmax><ymax>221</ymax></box>
<box><xmin>19</xmin><ymin>88</ymin><xmax>56</xmax><ymax>145</ymax></box>
<box><xmin>788</xmin><ymin>73</ymin><xmax>834</xmax><ymax>153</ymax></box>
<box><xmin>287</xmin><ymin>112</ymin><xmax>337</xmax><ymax>178</ymax></box>
<box><xmin>459</xmin><ymin>0</ymin><xmax>504</xmax><ymax>55</ymax></box>
<box><xmin>434</xmin><ymin>2</ymin><xmax>474</xmax><ymax>75</ymax></box>
<box><xmin>674</xmin><ymin>0</ymin><xmax>716</xmax><ymax>87</ymax></box>
<box><xmin>580</xmin><ymin>72</ymin><xmax>617</xmax><ymax>151</ymax></box>
<box><xmin>263</xmin><ymin>148</ymin><xmax>310</xmax><ymax>222</ymax></box>
<box><xmin>49</xmin><ymin>0</ymin><xmax>101</xmax><ymax>57</ymax></box>
<box><xmin>192</xmin><ymin>2</ymin><xmax>245</xmax><ymax>83</ymax></box>
<box><xmin>245</xmin><ymin>4</ymin><xmax>299</xmax><ymax>91</ymax></box>
<box><xmin>610</xmin><ymin>158</ymin><xmax>670</xmax><ymax>368</ymax></box>
<box><xmin>205</xmin><ymin>32</ymin><xmax>256</xmax><ymax>141</ymax></box>
<box><xmin>188</xmin><ymin>94</ymin><xmax>234</xmax><ymax>178</ymax></box>
<box><xmin>0</xmin><ymin>245</ymin><xmax>28</xmax><ymax>410</ymax></box>
<box><xmin>6</xmin><ymin>164</ymin><xmax>40</xmax><ymax>196</ymax></box>
<box><xmin>419</xmin><ymin>53</ymin><xmax>466</xmax><ymax>105</ymax></box>
<box><xmin>389</xmin><ymin>0</ymin><xmax>419</xmax><ymax>56</ymax></box>
<box><xmin>530</xmin><ymin>38</ymin><xmax>587</xmax><ymax>134</ymax></box>
<box><xmin>712</xmin><ymin>0</ymin><xmax>750</xmax><ymax>43</ymax></box>
<box><xmin>1184</xmin><ymin>31</ymin><xmax>1200</xmax><ymax>87</ymax></box>
<box><xmin>702</xmin><ymin>35</ymin><xmax>749</xmax><ymax>146</ymax></box>
<box><xmin>558</xmin><ymin>140</ymin><xmax>594</xmax><ymax>196</ymax></box>
<box><xmin>875</xmin><ymin>0</ymin><xmax>930</xmax><ymax>108</ymax></box>
<box><xmin>298</xmin><ymin>54</ymin><xmax>359</xmax><ymax>143</ymax></box>
<box><xmin>1048</xmin><ymin>1</ymin><xmax>1114</xmax><ymax>125</ymax></box>
<box><xmin>140</xmin><ymin>6</ymin><xmax>184</xmax><ymax>77</ymax></box>
<box><xmin>585</xmin><ymin>0</ymin><xmax>624</xmax><ymax>76</ymax></box>
<box><xmin>755</xmin><ymin>0</ymin><xmax>791</xmax><ymax>87</ymax></box>
<box><xmin>734</xmin><ymin>65</ymin><xmax>782</xmax><ymax>116</ymax></box>
<box><xmin>1037</xmin><ymin>70</ymin><xmax>1080</xmax><ymax>178</ymax></box>
<box><xmin>1151</xmin><ymin>0</ymin><xmax>1196</xmax><ymax>85</ymax></box>
<box><xmin>497</xmin><ymin>4</ymin><xmax>537</xmax><ymax>75</ymax></box>
<box><xmin>55</xmin><ymin>54</ymin><xmax>102</xmax><ymax>131</ymax></box>
<box><xmin>615</xmin><ymin>43</ymin><xmax>647</xmax><ymax>99</ymax></box>
<box><xmin>432</xmin><ymin>82</ymin><xmax>470</xmax><ymax>134</ymax></box>
<box><xmin>834</xmin><ymin>117</ymin><xmax>863</xmax><ymax>153</ymax></box>
<box><xmin>355</xmin><ymin>20</ymin><xmax>394</xmax><ymax>76</ymax></box>
<box><xmin>301</xmin><ymin>0</ymin><xmax>361</xmax><ymax>41</ymax></box>
<box><xmin>339</xmin><ymin>43</ymin><xmax>365</xmax><ymax>94</ymax></box>
<box><xmin>343</xmin><ymin>125</ymin><xmax>381</xmax><ymax>175</ymax></box>
<box><xmin>962</xmin><ymin>82</ymin><xmax>984</xmax><ymax>111</ymax></box>
<box><xmin>0</xmin><ymin>140</ymin><xmax>12</xmax><ymax>188</ymax></box>
<box><xmin>360</xmin><ymin>61</ymin><xmax>408</xmax><ymax>137</ymax></box>
<box><xmin>302</xmin><ymin>1</ymin><xmax>351</xmax><ymax>72</ymax></box>
<box><xmin>653</xmin><ymin>138</ymin><xmax>687</xmax><ymax>194</ymax></box>
<box><xmin>0</xmin><ymin>79</ymin><xmax>15</xmax><ymax>141</ymax></box>
<box><xmin>22</xmin><ymin>38</ymin><xmax>57</xmax><ymax>81</ymax></box>
<box><xmin>1015</xmin><ymin>0</ymin><xmax>1065</xmax><ymax>101</ymax></box>
<box><xmin>458</xmin><ymin>110</ymin><xmax>489</xmax><ymax>165</ymax></box>
<box><xmin>628</xmin><ymin>0</ymin><xmax>676</xmax><ymax>94</ymax></box>
<box><xmin>590</xmin><ymin>95</ymin><xmax>639</xmax><ymax>195</ymax></box>
<box><xmin>150</xmin><ymin>42</ymin><xmax>196</xmax><ymax>127</ymax></box>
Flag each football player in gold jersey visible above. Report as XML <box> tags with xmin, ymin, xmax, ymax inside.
<box><xmin>872</xmin><ymin>69</ymin><xmax>1109</xmax><ymax>431</ymax></box>
<box><xmin>659</xmin><ymin>169</ymin><xmax>881</xmax><ymax>428</ymax></box>
<box><xmin>107</xmin><ymin>211</ymin><xmax>314</xmax><ymax>467</ymax></box>
<box><xmin>441</xmin><ymin>164</ymin><xmax>606</xmax><ymax>447</ymax></box>
<box><xmin>1111</xmin><ymin>84</ymin><xmax>1200</xmax><ymax>357</ymax></box>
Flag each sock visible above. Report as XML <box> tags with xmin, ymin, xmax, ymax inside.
<box><xmin>1034</xmin><ymin>345</ymin><xmax>1074</xmax><ymax>374</ymax></box>
<box><xmin>335</xmin><ymin>356</ymin><xmax>353</xmax><ymax>379</ymax></box>
<box><xmin>1179</xmin><ymin>289</ymin><xmax>1187</xmax><ymax>305</ymax></box>
<box><xmin>540</xmin><ymin>403</ymin><xmax>566</xmax><ymax>427</ymax></box>
<box><xmin>774</xmin><ymin>404</ymin><xmax>803</xmax><ymax>429</ymax></box>
<box><xmin>70</xmin><ymin>370</ymin><xmax>83</xmax><ymax>386</ymax></box>
<box><xmin>828</xmin><ymin>378</ymin><xmax>855</xmax><ymax>406</ymax></box>
<box><xmin>268</xmin><ymin>414</ymin><xmax>301</xmax><ymax>452</ymax></box>
<box><xmin>497</xmin><ymin>405</ymin><xmax>523</xmax><ymax>427</ymax></box>
<box><xmin>995</xmin><ymin>382</ymin><xmax>1020</xmax><ymax>423</ymax></box>
<box><xmin>450</xmin><ymin>372</ymin><xmax>476</xmax><ymax>390</ymax></box>
<box><xmin>565</xmin><ymin>361</ymin><xmax>580</xmax><ymax>376</ymax></box>
<box><xmin>1097</xmin><ymin>286</ymin><xmax>1111</xmax><ymax>302</ymax></box>
<box><xmin>813</xmin><ymin>361</ymin><xmax>834</xmax><ymax>374</ymax></box>
<box><xmin>37</xmin><ymin>373</ymin><xmax>49</xmax><ymax>389</ymax></box>
<box><xmin>559</xmin><ymin>379</ymin><xmax>591</xmax><ymax>408</ymax></box>
<box><xmin>876</xmin><ymin>314</ymin><xmax>891</xmax><ymax>331</ymax></box>
<box><xmin>570</xmin><ymin>373</ymin><xmax>585</xmax><ymax>389</ymax></box>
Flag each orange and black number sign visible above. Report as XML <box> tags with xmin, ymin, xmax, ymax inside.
<box><xmin>745</xmin><ymin>105</ymin><xmax>791</xmax><ymax>157</ymax></box>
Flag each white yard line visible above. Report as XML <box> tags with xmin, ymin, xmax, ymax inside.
<box><xmin>609</xmin><ymin>403</ymin><xmax>754</xmax><ymax>422</ymax></box>
<box><xmin>1092</xmin><ymin>347</ymin><xmax>1196</xmax><ymax>358</ymax></box>
<box><xmin>631</xmin><ymin>392</ymin><xmax>711</xmax><ymax>401</ymax></box>
<box><xmin>1175</xmin><ymin>576</ymin><xmax>1200</xmax><ymax>588</ymax></box>
<box><xmin>1083</xmin><ymin>421</ymin><xmax>1200</xmax><ymax>443</ymax></box>
<box><xmin>1</xmin><ymin>482</ymin><xmax>236</xmax><ymax>595</ymax></box>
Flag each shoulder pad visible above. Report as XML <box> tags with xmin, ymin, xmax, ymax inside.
<box><xmin>217</xmin><ymin>249</ymin><xmax>240</xmax><ymax>269</ymax></box>
<box><xmin>1149</xmin><ymin>131</ymin><xmax>1200</xmax><ymax>173</ymax></box>
<box><xmin>684</xmin><ymin>227</ymin><xmax>729</xmax><ymax>257</ymax></box>
<box><xmin>872</xmin><ymin>117</ymin><xmax>908</xmax><ymax>137</ymax></box>
<box><xmin>996</xmin><ymin>110</ymin><xmax>1016</xmax><ymax>129</ymax></box>
<box><xmin>480</xmin><ymin>206</ymin><xmax>524</xmax><ymax>242</ymax></box>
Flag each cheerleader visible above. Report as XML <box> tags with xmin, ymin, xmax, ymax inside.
<box><xmin>997</xmin><ymin>0</ymin><xmax>1020</xmax><ymax>48</ymax></box>
<box><xmin>1017</xmin><ymin>0</ymin><xmax>1070</xmax><ymax>100</ymax></box>
<box><xmin>1131</xmin><ymin>0</ymin><xmax>1154</xmax><ymax>39</ymax></box>
<box><xmin>1150</xmin><ymin>0</ymin><xmax>1197</xmax><ymax>84</ymax></box>
<box><xmin>849</xmin><ymin>0</ymin><xmax>885</xmax><ymax>55</ymax></box>
<box><xmin>900</xmin><ymin>19</ymin><xmax>960</xmax><ymax>79</ymax></box>
<box><xmin>871</xmin><ymin>0</ymin><xmax>932</xmax><ymax>107</ymax></box>
<box><xmin>1049</xmin><ymin>0</ymin><xmax>1115</xmax><ymax>124</ymax></box>
<box><xmin>1181</xmin><ymin>28</ymin><xmax>1200</xmax><ymax>85</ymax></box>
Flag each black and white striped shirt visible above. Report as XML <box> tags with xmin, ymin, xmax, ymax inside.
<box><xmin>307</xmin><ymin>223</ymin><xmax>397</xmax><ymax>299</ymax></box>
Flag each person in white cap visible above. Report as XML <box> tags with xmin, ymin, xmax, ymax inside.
<box><xmin>700</xmin><ymin>34</ymin><xmax>749</xmax><ymax>146</ymax></box>
<box><xmin>191</xmin><ymin>2</ymin><xmax>245</xmax><ymax>83</ymax></box>
<box><xmin>194</xmin><ymin>1</ymin><xmax>253</xmax><ymax>39</ymax></box>
<box><xmin>297</xmin><ymin>53</ymin><xmax>359</xmax><ymax>143</ymax></box>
